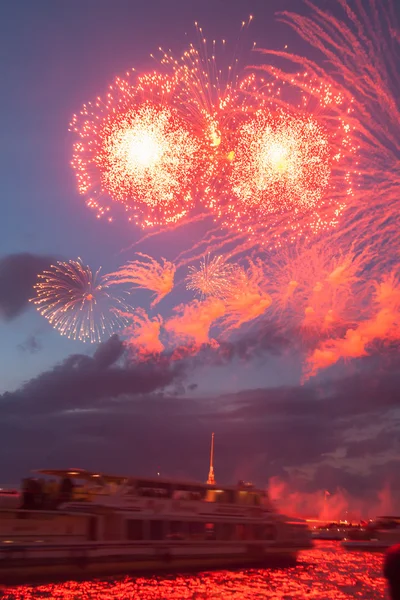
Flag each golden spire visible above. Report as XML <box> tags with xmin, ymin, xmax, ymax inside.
<box><xmin>207</xmin><ymin>432</ymin><xmax>215</xmax><ymax>485</ymax></box>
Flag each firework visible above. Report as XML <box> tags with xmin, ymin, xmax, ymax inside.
<box><xmin>165</xmin><ymin>298</ymin><xmax>225</xmax><ymax>348</ymax></box>
<box><xmin>107</xmin><ymin>253</ymin><xmax>175</xmax><ymax>306</ymax></box>
<box><xmin>263</xmin><ymin>242</ymin><xmax>368</xmax><ymax>339</ymax></box>
<box><xmin>258</xmin><ymin>0</ymin><xmax>398</xmax><ymax>257</ymax></box>
<box><xmin>120</xmin><ymin>308</ymin><xmax>164</xmax><ymax>359</ymax></box>
<box><xmin>186</xmin><ymin>254</ymin><xmax>238</xmax><ymax>299</ymax></box>
<box><xmin>70</xmin><ymin>73</ymin><xmax>206</xmax><ymax>227</ymax></box>
<box><xmin>31</xmin><ymin>258</ymin><xmax>130</xmax><ymax>343</ymax></box>
<box><xmin>221</xmin><ymin>260</ymin><xmax>272</xmax><ymax>331</ymax></box>
<box><xmin>158</xmin><ymin>19</ymin><xmax>261</xmax><ymax>151</ymax></box>
<box><xmin>169</xmin><ymin>23</ymin><xmax>356</xmax><ymax>244</ymax></box>
<box><xmin>223</xmin><ymin>110</ymin><xmax>331</xmax><ymax>226</ymax></box>
<box><xmin>305</xmin><ymin>272</ymin><xmax>400</xmax><ymax>378</ymax></box>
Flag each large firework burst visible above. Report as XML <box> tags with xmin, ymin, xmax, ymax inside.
<box><xmin>31</xmin><ymin>259</ymin><xmax>130</xmax><ymax>343</ymax></box>
<box><xmin>257</xmin><ymin>0</ymin><xmax>398</xmax><ymax>257</ymax></box>
<box><xmin>70</xmin><ymin>73</ymin><xmax>206</xmax><ymax>227</ymax></box>
<box><xmin>224</xmin><ymin>110</ymin><xmax>332</xmax><ymax>226</ymax></box>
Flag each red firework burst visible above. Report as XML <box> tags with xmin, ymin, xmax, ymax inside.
<box><xmin>223</xmin><ymin>110</ymin><xmax>332</xmax><ymax>227</ymax></box>
<box><xmin>70</xmin><ymin>73</ymin><xmax>206</xmax><ymax>227</ymax></box>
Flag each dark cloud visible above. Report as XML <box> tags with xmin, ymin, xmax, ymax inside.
<box><xmin>0</xmin><ymin>341</ymin><xmax>399</xmax><ymax>504</ymax></box>
<box><xmin>1</xmin><ymin>335</ymin><xmax>184</xmax><ymax>419</ymax></box>
<box><xmin>0</xmin><ymin>253</ymin><xmax>55</xmax><ymax>320</ymax></box>
<box><xmin>18</xmin><ymin>334</ymin><xmax>42</xmax><ymax>354</ymax></box>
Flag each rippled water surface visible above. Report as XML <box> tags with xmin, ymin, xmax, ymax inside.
<box><xmin>0</xmin><ymin>543</ymin><xmax>388</xmax><ymax>599</ymax></box>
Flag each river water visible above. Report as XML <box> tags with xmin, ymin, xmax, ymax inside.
<box><xmin>0</xmin><ymin>542</ymin><xmax>389</xmax><ymax>599</ymax></box>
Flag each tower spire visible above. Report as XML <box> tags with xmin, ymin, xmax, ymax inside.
<box><xmin>207</xmin><ymin>432</ymin><xmax>215</xmax><ymax>485</ymax></box>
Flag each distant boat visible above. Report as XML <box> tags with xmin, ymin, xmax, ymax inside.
<box><xmin>342</xmin><ymin>516</ymin><xmax>400</xmax><ymax>551</ymax></box>
<box><xmin>310</xmin><ymin>521</ymin><xmax>364</xmax><ymax>541</ymax></box>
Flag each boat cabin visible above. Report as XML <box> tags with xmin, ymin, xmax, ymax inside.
<box><xmin>0</xmin><ymin>469</ymin><xmax>310</xmax><ymax>549</ymax></box>
<box><xmin>16</xmin><ymin>469</ymin><xmax>272</xmax><ymax>510</ymax></box>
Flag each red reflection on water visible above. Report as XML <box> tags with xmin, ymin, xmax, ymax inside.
<box><xmin>0</xmin><ymin>543</ymin><xmax>388</xmax><ymax>600</ymax></box>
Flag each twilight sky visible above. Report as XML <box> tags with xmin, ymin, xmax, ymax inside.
<box><xmin>0</xmin><ymin>0</ymin><xmax>399</xmax><ymax>515</ymax></box>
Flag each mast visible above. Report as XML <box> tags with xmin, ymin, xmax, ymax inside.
<box><xmin>207</xmin><ymin>432</ymin><xmax>215</xmax><ymax>485</ymax></box>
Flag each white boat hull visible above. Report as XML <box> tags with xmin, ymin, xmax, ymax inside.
<box><xmin>0</xmin><ymin>539</ymin><xmax>311</xmax><ymax>584</ymax></box>
<box><xmin>342</xmin><ymin>539</ymin><xmax>399</xmax><ymax>552</ymax></box>
<box><xmin>1</xmin><ymin>468</ymin><xmax>312</xmax><ymax>582</ymax></box>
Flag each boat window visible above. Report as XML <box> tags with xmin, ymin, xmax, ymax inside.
<box><xmin>215</xmin><ymin>491</ymin><xmax>226</xmax><ymax>503</ymax></box>
<box><xmin>167</xmin><ymin>520</ymin><xmax>185</xmax><ymax>540</ymax></box>
<box><xmin>149</xmin><ymin>520</ymin><xmax>164</xmax><ymax>540</ymax></box>
<box><xmin>188</xmin><ymin>521</ymin><xmax>205</xmax><ymax>540</ymax></box>
<box><xmin>262</xmin><ymin>492</ymin><xmax>272</xmax><ymax>510</ymax></box>
<box><xmin>215</xmin><ymin>523</ymin><xmax>234</xmax><ymax>541</ymax></box>
<box><xmin>126</xmin><ymin>519</ymin><xmax>144</xmax><ymax>541</ymax></box>
<box><xmin>138</xmin><ymin>487</ymin><xmax>169</xmax><ymax>498</ymax></box>
<box><xmin>253</xmin><ymin>494</ymin><xmax>261</xmax><ymax>506</ymax></box>
<box><xmin>252</xmin><ymin>524</ymin><xmax>265</xmax><ymax>540</ymax></box>
<box><xmin>172</xmin><ymin>488</ymin><xmax>204</xmax><ymax>501</ymax></box>
<box><xmin>205</xmin><ymin>489</ymin><xmax>234</xmax><ymax>503</ymax></box>
<box><xmin>235</xmin><ymin>524</ymin><xmax>254</xmax><ymax>540</ymax></box>
<box><xmin>237</xmin><ymin>491</ymin><xmax>250</xmax><ymax>505</ymax></box>
<box><xmin>205</xmin><ymin>523</ymin><xmax>216</xmax><ymax>540</ymax></box>
<box><xmin>126</xmin><ymin>484</ymin><xmax>137</xmax><ymax>496</ymax></box>
<box><xmin>263</xmin><ymin>524</ymin><xmax>276</xmax><ymax>540</ymax></box>
<box><xmin>224</xmin><ymin>490</ymin><xmax>235</xmax><ymax>504</ymax></box>
<box><xmin>88</xmin><ymin>516</ymin><xmax>97</xmax><ymax>541</ymax></box>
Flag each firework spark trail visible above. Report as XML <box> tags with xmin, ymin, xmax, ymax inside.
<box><xmin>263</xmin><ymin>242</ymin><xmax>371</xmax><ymax>338</ymax></box>
<box><xmin>257</xmin><ymin>0</ymin><xmax>399</xmax><ymax>262</ymax></box>
<box><xmin>107</xmin><ymin>253</ymin><xmax>175</xmax><ymax>306</ymax></box>
<box><xmin>175</xmin><ymin>229</ymin><xmax>246</xmax><ymax>269</ymax></box>
<box><xmin>119</xmin><ymin>212</ymin><xmax>210</xmax><ymax>257</ymax></box>
<box><xmin>186</xmin><ymin>254</ymin><xmax>239</xmax><ymax>299</ymax></box>
<box><xmin>31</xmin><ymin>259</ymin><xmax>130</xmax><ymax>344</ymax></box>
<box><xmin>158</xmin><ymin>19</ymin><xmax>261</xmax><ymax>150</ymax></box>
<box><xmin>305</xmin><ymin>272</ymin><xmax>400</xmax><ymax>378</ymax></box>
<box><xmin>70</xmin><ymin>73</ymin><xmax>208</xmax><ymax>228</ymax></box>
<box><xmin>164</xmin><ymin>298</ymin><xmax>225</xmax><ymax>348</ymax></box>
<box><xmin>120</xmin><ymin>308</ymin><xmax>164</xmax><ymax>359</ymax></box>
<box><xmin>220</xmin><ymin>260</ymin><xmax>272</xmax><ymax>331</ymax></box>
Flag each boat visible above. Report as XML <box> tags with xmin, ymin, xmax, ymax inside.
<box><xmin>0</xmin><ymin>435</ymin><xmax>312</xmax><ymax>583</ymax></box>
<box><xmin>310</xmin><ymin>521</ymin><xmax>363</xmax><ymax>541</ymax></box>
<box><xmin>0</xmin><ymin>487</ymin><xmax>20</xmax><ymax>509</ymax></box>
<box><xmin>342</xmin><ymin>516</ymin><xmax>400</xmax><ymax>551</ymax></box>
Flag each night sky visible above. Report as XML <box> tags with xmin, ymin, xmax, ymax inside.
<box><xmin>0</xmin><ymin>0</ymin><xmax>399</xmax><ymax>517</ymax></box>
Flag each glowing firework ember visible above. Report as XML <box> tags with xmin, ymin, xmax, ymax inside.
<box><xmin>305</xmin><ymin>272</ymin><xmax>400</xmax><ymax>378</ymax></box>
<box><xmin>120</xmin><ymin>308</ymin><xmax>164</xmax><ymax>359</ymax></box>
<box><xmin>31</xmin><ymin>259</ymin><xmax>130</xmax><ymax>343</ymax></box>
<box><xmin>165</xmin><ymin>298</ymin><xmax>225</xmax><ymax>348</ymax></box>
<box><xmin>70</xmin><ymin>74</ymin><xmax>205</xmax><ymax>227</ymax></box>
<box><xmin>222</xmin><ymin>261</ymin><xmax>272</xmax><ymax>331</ymax></box>
<box><xmin>186</xmin><ymin>254</ymin><xmax>238</xmax><ymax>299</ymax></box>
<box><xmin>265</xmin><ymin>243</ymin><xmax>367</xmax><ymax>337</ymax></box>
<box><xmin>107</xmin><ymin>253</ymin><xmax>175</xmax><ymax>306</ymax></box>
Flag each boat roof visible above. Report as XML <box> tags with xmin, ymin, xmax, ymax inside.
<box><xmin>34</xmin><ymin>469</ymin><xmax>264</xmax><ymax>493</ymax></box>
<box><xmin>35</xmin><ymin>468</ymin><xmax>123</xmax><ymax>483</ymax></box>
